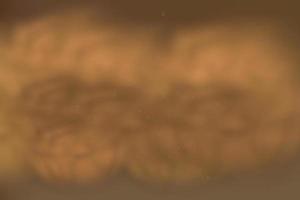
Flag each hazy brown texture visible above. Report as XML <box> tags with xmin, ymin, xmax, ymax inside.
<box><xmin>0</xmin><ymin>9</ymin><xmax>300</xmax><ymax>185</ymax></box>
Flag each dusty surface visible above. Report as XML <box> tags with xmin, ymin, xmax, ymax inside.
<box><xmin>0</xmin><ymin>9</ymin><xmax>300</xmax><ymax>184</ymax></box>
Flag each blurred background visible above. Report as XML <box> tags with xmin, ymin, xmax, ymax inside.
<box><xmin>0</xmin><ymin>0</ymin><xmax>299</xmax><ymax>25</ymax></box>
<box><xmin>0</xmin><ymin>0</ymin><xmax>300</xmax><ymax>200</ymax></box>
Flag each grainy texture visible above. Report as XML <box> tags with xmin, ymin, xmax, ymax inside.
<box><xmin>0</xmin><ymin>10</ymin><xmax>300</xmax><ymax>184</ymax></box>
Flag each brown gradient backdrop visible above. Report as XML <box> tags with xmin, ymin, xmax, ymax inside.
<box><xmin>0</xmin><ymin>0</ymin><xmax>298</xmax><ymax>22</ymax></box>
<box><xmin>0</xmin><ymin>1</ymin><xmax>300</xmax><ymax>200</ymax></box>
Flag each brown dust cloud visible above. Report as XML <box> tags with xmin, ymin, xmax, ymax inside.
<box><xmin>0</xmin><ymin>1</ymin><xmax>300</xmax><ymax>200</ymax></box>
